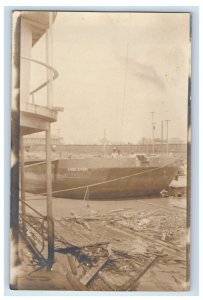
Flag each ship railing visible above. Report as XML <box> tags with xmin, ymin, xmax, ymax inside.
<box><xmin>19</xmin><ymin>198</ymin><xmax>52</xmax><ymax>267</ymax></box>
<box><xmin>21</xmin><ymin>56</ymin><xmax>59</xmax><ymax>106</ymax></box>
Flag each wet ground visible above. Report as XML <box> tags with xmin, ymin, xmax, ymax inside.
<box><xmin>17</xmin><ymin>194</ymin><xmax>189</xmax><ymax>291</ymax></box>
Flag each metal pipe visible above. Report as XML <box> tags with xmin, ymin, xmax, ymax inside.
<box><xmin>20</xmin><ymin>214</ymin><xmax>48</xmax><ymax>239</ymax></box>
<box><xmin>21</xmin><ymin>56</ymin><xmax>59</xmax><ymax>96</ymax></box>
<box><xmin>20</xmin><ymin>200</ymin><xmax>45</xmax><ymax>218</ymax></box>
<box><xmin>19</xmin><ymin>229</ymin><xmax>46</xmax><ymax>263</ymax></box>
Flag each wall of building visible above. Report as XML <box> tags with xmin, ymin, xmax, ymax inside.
<box><xmin>20</xmin><ymin>19</ymin><xmax>32</xmax><ymax>104</ymax></box>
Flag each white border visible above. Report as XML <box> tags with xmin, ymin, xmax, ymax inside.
<box><xmin>1</xmin><ymin>1</ymin><xmax>202</xmax><ymax>299</ymax></box>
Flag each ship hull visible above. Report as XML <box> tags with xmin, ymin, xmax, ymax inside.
<box><xmin>23</xmin><ymin>158</ymin><xmax>179</xmax><ymax>199</ymax></box>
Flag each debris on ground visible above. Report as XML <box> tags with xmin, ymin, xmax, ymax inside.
<box><xmin>18</xmin><ymin>196</ymin><xmax>188</xmax><ymax>291</ymax></box>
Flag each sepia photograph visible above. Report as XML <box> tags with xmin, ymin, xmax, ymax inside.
<box><xmin>10</xmin><ymin>10</ymin><xmax>191</xmax><ymax>291</ymax></box>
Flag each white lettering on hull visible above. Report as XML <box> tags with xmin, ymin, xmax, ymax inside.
<box><xmin>67</xmin><ymin>167</ymin><xmax>88</xmax><ymax>172</ymax></box>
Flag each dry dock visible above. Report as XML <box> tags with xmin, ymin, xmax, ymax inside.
<box><xmin>17</xmin><ymin>194</ymin><xmax>189</xmax><ymax>291</ymax></box>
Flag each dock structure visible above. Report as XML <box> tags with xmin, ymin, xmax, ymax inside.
<box><xmin>11</xmin><ymin>11</ymin><xmax>61</xmax><ymax>286</ymax></box>
<box><xmin>20</xmin><ymin>11</ymin><xmax>60</xmax><ymax>269</ymax></box>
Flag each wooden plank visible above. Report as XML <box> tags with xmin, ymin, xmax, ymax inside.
<box><xmin>110</xmin><ymin>208</ymin><xmax>133</xmax><ymax>213</ymax></box>
<box><xmin>106</xmin><ymin>225</ymin><xmax>185</xmax><ymax>259</ymax></box>
<box><xmin>55</xmin><ymin>222</ymin><xmax>91</xmax><ymax>247</ymax></box>
<box><xmin>118</xmin><ymin>255</ymin><xmax>158</xmax><ymax>291</ymax></box>
<box><xmin>46</xmin><ymin>126</ymin><xmax>54</xmax><ymax>270</ymax></box>
<box><xmin>80</xmin><ymin>258</ymin><xmax>109</xmax><ymax>286</ymax></box>
<box><xmin>80</xmin><ymin>241</ymin><xmax>110</xmax><ymax>248</ymax></box>
<box><xmin>66</xmin><ymin>272</ymin><xmax>88</xmax><ymax>291</ymax></box>
<box><xmin>67</xmin><ymin>254</ymin><xmax>77</xmax><ymax>275</ymax></box>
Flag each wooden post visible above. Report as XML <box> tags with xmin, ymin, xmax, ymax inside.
<box><xmin>46</xmin><ymin>12</ymin><xmax>54</xmax><ymax>270</ymax></box>
<box><xmin>87</xmin><ymin>188</ymin><xmax>90</xmax><ymax>208</ymax></box>
<box><xmin>46</xmin><ymin>12</ymin><xmax>54</xmax><ymax>108</ymax></box>
<box><xmin>46</xmin><ymin>126</ymin><xmax>54</xmax><ymax>270</ymax></box>
<box><xmin>20</xmin><ymin>135</ymin><xmax>26</xmax><ymax>234</ymax></box>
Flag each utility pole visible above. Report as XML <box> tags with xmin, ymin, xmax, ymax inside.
<box><xmin>161</xmin><ymin>120</ymin><xmax>164</xmax><ymax>153</ymax></box>
<box><xmin>151</xmin><ymin>112</ymin><xmax>155</xmax><ymax>154</ymax></box>
<box><xmin>165</xmin><ymin>119</ymin><xmax>171</xmax><ymax>155</ymax></box>
<box><xmin>103</xmin><ymin>129</ymin><xmax>106</xmax><ymax>157</ymax></box>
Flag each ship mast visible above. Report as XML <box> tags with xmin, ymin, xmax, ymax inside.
<box><xmin>103</xmin><ymin>129</ymin><xmax>106</xmax><ymax>157</ymax></box>
<box><xmin>165</xmin><ymin>119</ymin><xmax>171</xmax><ymax>155</ymax></box>
<box><xmin>151</xmin><ymin>112</ymin><xmax>155</xmax><ymax>154</ymax></box>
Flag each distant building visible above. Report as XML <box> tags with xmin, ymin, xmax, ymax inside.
<box><xmin>24</xmin><ymin>133</ymin><xmax>64</xmax><ymax>146</ymax></box>
<box><xmin>139</xmin><ymin>136</ymin><xmax>185</xmax><ymax>145</ymax></box>
<box><xmin>138</xmin><ymin>137</ymin><xmax>152</xmax><ymax>145</ymax></box>
<box><xmin>169</xmin><ymin>137</ymin><xmax>185</xmax><ymax>144</ymax></box>
<box><xmin>99</xmin><ymin>137</ymin><xmax>111</xmax><ymax>145</ymax></box>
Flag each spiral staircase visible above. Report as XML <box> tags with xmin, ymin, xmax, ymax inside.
<box><xmin>20</xmin><ymin>11</ymin><xmax>60</xmax><ymax>135</ymax></box>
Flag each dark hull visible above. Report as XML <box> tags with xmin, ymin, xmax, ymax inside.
<box><xmin>23</xmin><ymin>158</ymin><xmax>179</xmax><ymax>199</ymax></box>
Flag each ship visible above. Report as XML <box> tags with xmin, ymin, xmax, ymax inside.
<box><xmin>23</xmin><ymin>154</ymin><xmax>179</xmax><ymax>199</ymax></box>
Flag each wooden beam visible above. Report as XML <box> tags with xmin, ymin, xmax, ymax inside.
<box><xmin>20</xmin><ymin>136</ymin><xmax>26</xmax><ymax>234</ymax></box>
<box><xmin>118</xmin><ymin>255</ymin><xmax>158</xmax><ymax>291</ymax></box>
<box><xmin>106</xmin><ymin>225</ymin><xmax>185</xmax><ymax>259</ymax></box>
<box><xmin>46</xmin><ymin>126</ymin><xmax>54</xmax><ymax>270</ymax></box>
<box><xmin>80</xmin><ymin>258</ymin><xmax>109</xmax><ymax>286</ymax></box>
<box><xmin>66</xmin><ymin>272</ymin><xmax>88</xmax><ymax>291</ymax></box>
<box><xmin>46</xmin><ymin>13</ymin><xmax>55</xmax><ymax>270</ymax></box>
<box><xmin>20</xmin><ymin>112</ymin><xmax>50</xmax><ymax>132</ymax></box>
<box><xmin>67</xmin><ymin>254</ymin><xmax>77</xmax><ymax>275</ymax></box>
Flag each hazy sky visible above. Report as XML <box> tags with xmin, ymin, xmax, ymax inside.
<box><xmin>31</xmin><ymin>12</ymin><xmax>190</xmax><ymax>144</ymax></box>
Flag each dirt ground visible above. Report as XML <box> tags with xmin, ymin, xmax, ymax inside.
<box><xmin>17</xmin><ymin>194</ymin><xmax>189</xmax><ymax>291</ymax></box>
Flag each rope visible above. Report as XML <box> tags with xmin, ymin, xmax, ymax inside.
<box><xmin>41</xmin><ymin>159</ymin><xmax>176</xmax><ymax>196</ymax></box>
<box><xmin>83</xmin><ymin>186</ymin><xmax>90</xmax><ymax>207</ymax></box>
<box><xmin>23</xmin><ymin>160</ymin><xmax>57</xmax><ymax>168</ymax></box>
<box><xmin>83</xmin><ymin>186</ymin><xmax>89</xmax><ymax>201</ymax></box>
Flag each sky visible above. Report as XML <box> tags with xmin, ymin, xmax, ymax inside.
<box><xmin>30</xmin><ymin>12</ymin><xmax>190</xmax><ymax>144</ymax></box>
